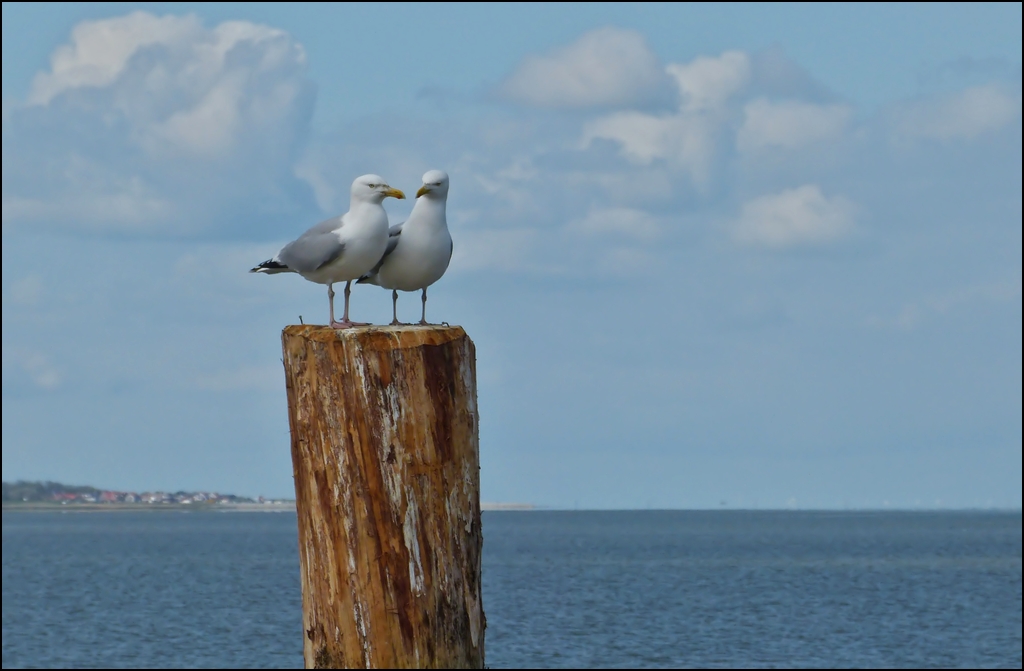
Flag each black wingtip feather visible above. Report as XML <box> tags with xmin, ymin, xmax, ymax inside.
<box><xmin>250</xmin><ymin>259</ymin><xmax>289</xmax><ymax>273</ymax></box>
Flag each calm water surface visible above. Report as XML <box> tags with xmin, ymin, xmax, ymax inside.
<box><xmin>2</xmin><ymin>511</ymin><xmax>1020</xmax><ymax>668</ymax></box>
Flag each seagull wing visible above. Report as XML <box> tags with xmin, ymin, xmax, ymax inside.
<box><xmin>382</xmin><ymin>221</ymin><xmax>404</xmax><ymax>261</ymax></box>
<box><xmin>361</xmin><ymin>221</ymin><xmax>404</xmax><ymax>279</ymax></box>
<box><xmin>277</xmin><ymin>217</ymin><xmax>346</xmax><ymax>273</ymax></box>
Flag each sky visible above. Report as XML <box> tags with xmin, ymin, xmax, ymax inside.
<box><xmin>2</xmin><ymin>2</ymin><xmax>1021</xmax><ymax>508</ymax></box>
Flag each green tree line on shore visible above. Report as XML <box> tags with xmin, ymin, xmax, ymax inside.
<box><xmin>2</xmin><ymin>480</ymin><xmax>102</xmax><ymax>502</ymax></box>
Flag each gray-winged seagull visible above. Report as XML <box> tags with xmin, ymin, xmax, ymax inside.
<box><xmin>358</xmin><ymin>170</ymin><xmax>453</xmax><ymax>325</ymax></box>
<box><xmin>250</xmin><ymin>174</ymin><xmax>405</xmax><ymax>328</ymax></box>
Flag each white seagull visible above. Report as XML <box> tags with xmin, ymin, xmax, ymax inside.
<box><xmin>250</xmin><ymin>174</ymin><xmax>405</xmax><ymax>328</ymax></box>
<box><xmin>358</xmin><ymin>170</ymin><xmax>453</xmax><ymax>325</ymax></box>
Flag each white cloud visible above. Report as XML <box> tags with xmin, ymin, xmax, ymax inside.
<box><xmin>667</xmin><ymin>50</ymin><xmax>751</xmax><ymax>111</ymax></box>
<box><xmin>581</xmin><ymin>51</ymin><xmax>753</xmax><ymax>185</ymax></box>
<box><xmin>496</xmin><ymin>27</ymin><xmax>669</xmax><ymax>109</ymax></box>
<box><xmin>581</xmin><ymin>111</ymin><xmax>721</xmax><ymax>189</ymax></box>
<box><xmin>580</xmin><ymin>49</ymin><xmax>858</xmax><ymax>184</ymax></box>
<box><xmin>737</xmin><ymin>99</ymin><xmax>852</xmax><ymax>152</ymax></box>
<box><xmin>583</xmin><ymin>111</ymin><xmax>708</xmax><ymax>163</ymax></box>
<box><xmin>3</xmin><ymin>11</ymin><xmax>315</xmax><ymax>235</ymax></box>
<box><xmin>28</xmin><ymin>12</ymin><xmax>203</xmax><ymax>105</ymax></box>
<box><xmin>733</xmin><ymin>185</ymin><xmax>855</xmax><ymax>248</ymax></box>
<box><xmin>896</xmin><ymin>84</ymin><xmax>1022</xmax><ymax>141</ymax></box>
<box><xmin>27</xmin><ymin>12</ymin><xmax>308</xmax><ymax>160</ymax></box>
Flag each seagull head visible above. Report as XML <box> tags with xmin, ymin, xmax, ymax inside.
<box><xmin>352</xmin><ymin>174</ymin><xmax>405</xmax><ymax>204</ymax></box>
<box><xmin>416</xmin><ymin>170</ymin><xmax>450</xmax><ymax>199</ymax></box>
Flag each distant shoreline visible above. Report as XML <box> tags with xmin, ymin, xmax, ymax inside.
<box><xmin>3</xmin><ymin>501</ymin><xmax>538</xmax><ymax>513</ymax></box>
<box><xmin>2</xmin><ymin>501</ymin><xmax>296</xmax><ymax>513</ymax></box>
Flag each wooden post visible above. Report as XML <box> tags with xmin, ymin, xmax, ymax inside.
<box><xmin>281</xmin><ymin>325</ymin><xmax>484</xmax><ymax>669</ymax></box>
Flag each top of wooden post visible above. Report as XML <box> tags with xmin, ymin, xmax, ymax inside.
<box><xmin>282</xmin><ymin>324</ymin><xmax>467</xmax><ymax>349</ymax></box>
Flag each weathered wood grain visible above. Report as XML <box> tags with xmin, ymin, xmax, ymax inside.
<box><xmin>282</xmin><ymin>325</ymin><xmax>484</xmax><ymax>669</ymax></box>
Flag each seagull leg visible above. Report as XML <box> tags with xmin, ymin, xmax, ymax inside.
<box><xmin>327</xmin><ymin>283</ymin><xmax>336</xmax><ymax>325</ymax></box>
<box><xmin>418</xmin><ymin>287</ymin><xmax>429</xmax><ymax>325</ymax></box>
<box><xmin>332</xmin><ymin>280</ymin><xmax>369</xmax><ymax>328</ymax></box>
<box><xmin>390</xmin><ymin>290</ymin><xmax>404</xmax><ymax>326</ymax></box>
<box><xmin>343</xmin><ymin>281</ymin><xmax>351</xmax><ymax>322</ymax></box>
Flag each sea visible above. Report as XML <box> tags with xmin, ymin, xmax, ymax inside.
<box><xmin>2</xmin><ymin>510</ymin><xmax>1020</xmax><ymax>668</ymax></box>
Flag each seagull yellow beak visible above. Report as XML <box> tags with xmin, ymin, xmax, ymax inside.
<box><xmin>384</xmin><ymin>187</ymin><xmax>405</xmax><ymax>200</ymax></box>
<box><xmin>416</xmin><ymin>185</ymin><xmax>431</xmax><ymax>198</ymax></box>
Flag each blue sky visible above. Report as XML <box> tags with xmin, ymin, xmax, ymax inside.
<box><xmin>2</xmin><ymin>3</ymin><xmax>1021</xmax><ymax>508</ymax></box>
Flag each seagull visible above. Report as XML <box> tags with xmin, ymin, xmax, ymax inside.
<box><xmin>358</xmin><ymin>170</ymin><xmax>453</xmax><ymax>325</ymax></box>
<box><xmin>250</xmin><ymin>174</ymin><xmax>405</xmax><ymax>328</ymax></box>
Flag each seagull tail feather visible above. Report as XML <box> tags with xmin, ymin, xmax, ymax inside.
<box><xmin>355</xmin><ymin>271</ymin><xmax>380</xmax><ymax>285</ymax></box>
<box><xmin>250</xmin><ymin>259</ymin><xmax>292</xmax><ymax>274</ymax></box>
